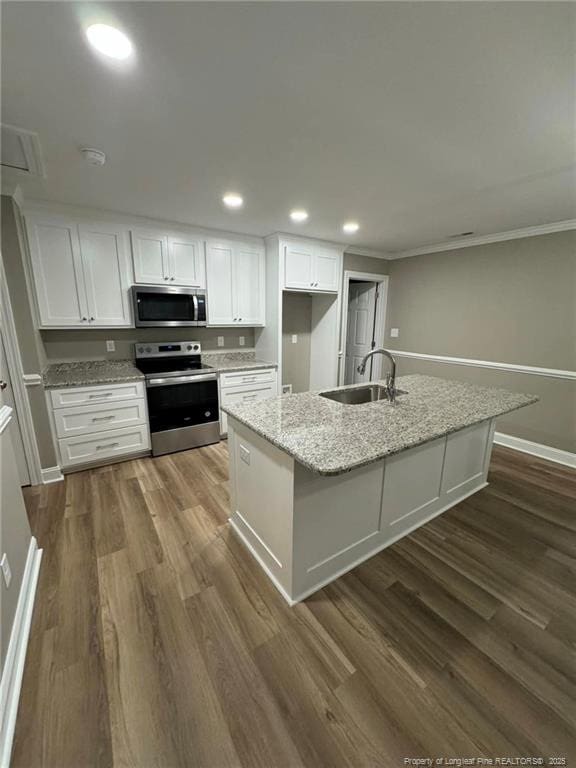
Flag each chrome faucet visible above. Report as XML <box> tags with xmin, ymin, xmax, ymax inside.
<box><xmin>357</xmin><ymin>348</ymin><xmax>398</xmax><ymax>402</ymax></box>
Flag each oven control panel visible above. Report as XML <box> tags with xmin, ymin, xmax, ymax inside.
<box><xmin>135</xmin><ymin>341</ymin><xmax>201</xmax><ymax>358</ymax></box>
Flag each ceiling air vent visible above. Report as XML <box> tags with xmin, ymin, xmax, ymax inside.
<box><xmin>1</xmin><ymin>124</ymin><xmax>46</xmax><ymax>177</ymax></box>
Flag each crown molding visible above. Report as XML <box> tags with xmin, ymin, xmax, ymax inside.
<box><xmin>388</xmin><ymin>219</ymin><xmax>576</xmax><ymax>260</ymax></box>
<box><xmin>343</xmin><ymin>246</ymin><xmax>391</xmax><ymax>260</ymax></box>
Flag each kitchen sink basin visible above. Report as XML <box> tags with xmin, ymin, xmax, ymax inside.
<box><xmin>320</xmin><ymin>384</ymin><xmax>406</xmax><ymax>405</ymax></box>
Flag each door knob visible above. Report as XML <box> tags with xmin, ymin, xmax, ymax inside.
<box><xmin>0</xmin><ymin>381</ymin><xmax>7</xmax><ymax>391</ymax></box>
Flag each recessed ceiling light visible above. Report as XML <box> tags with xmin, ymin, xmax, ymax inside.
<box><xmin>290</xmin><ymin>209</ymin><xmax>308</xmax><ymax>223</ymax></box>
<box><xmin>343</xmin><ymin>221</ymin><xmax>360</xmax><ymax>234</ymax></box>
<box><xmin>222</xmin><ymin>193</ymin><xmax>243</xmax><ymax>209</ymax></box>
<box><xmin>86</xmin><ymin>24</ymin><xmax>133</xmax><ymax>60</ymax></box>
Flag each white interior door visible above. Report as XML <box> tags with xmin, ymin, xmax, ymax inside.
<box><xmin>345</xmin><ymin>282</ymin><xmax>377</xmax><ymax>384</ymax></box>
<box><xmin>0</xmin><ymin>335</ymin><xmax>29</xmax><ymax>486</ymax></box>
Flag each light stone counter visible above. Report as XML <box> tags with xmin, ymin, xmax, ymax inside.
<box><xmin>222</xmin><ymin>374</ymin><xmax>537</xmax><ymax>476</ymax></box>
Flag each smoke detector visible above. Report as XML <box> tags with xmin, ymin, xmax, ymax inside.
<box><xmin>80</xmin><ymin>147</ymin><xmax>106</xmax><ymax>166</ymax></box>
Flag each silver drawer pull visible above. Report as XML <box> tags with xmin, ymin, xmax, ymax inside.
<box><xmin>88</xmin><ymin>392</ymin><xmax>113</xmax><ymax>398</ymax></box>
<box><xmin>96</xmin><ymin>442</ymin><xmax>120</xmax><ymax>450</ymax></box>
<box><xmin>243</xmin><ymin>394</ymin><xmax>258</xmax><ymax>401</ymax></box>
<box><xmin>92</xmin><ymin>415</ymin><xmax>115</xmax><ymax>421</ymax></box>
<box><xmin>242</xmin><ymin>377</ymin><xmax>257</xmax><ymax>382</ymax></box>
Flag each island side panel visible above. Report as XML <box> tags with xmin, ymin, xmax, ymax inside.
<box><xmin>227</xmin><ymin>417</ymin><xmax>296</xmax><ymax>602</ymax></box>
<box><xmin>290</xmin><ymin>419</ymin><xmax>496</xmax><ymax>603</ymax></box>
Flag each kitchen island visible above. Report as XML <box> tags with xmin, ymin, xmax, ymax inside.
<box><xmin>223</xmin><ymin>374</ymin><xmax>537</xmax><ymax>604</ymax></box>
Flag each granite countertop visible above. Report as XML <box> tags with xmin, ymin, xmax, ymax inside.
<box><xmin>222</xmin><ymin>374</ymin><xmax>538</xmax><ymax>476</ymax></box>
<box><xmin>201</xmin><ymin>351</ymin><xmax>278</xmax><ymax>374</ymax></box>
<box><xmin>43</xmin><ymin>360</ymin><xmax>144</xmax><ymax>389</ymax></box>
<box><xmin>43</xmin><ymin>352</ymin><xmax>277</xmax><ymax>389</ymax></box>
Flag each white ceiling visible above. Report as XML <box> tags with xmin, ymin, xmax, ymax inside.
<box><xmin>2</xmin><ymin>1</ymin><xmax>574</xmax><ymax>252</ymax></box>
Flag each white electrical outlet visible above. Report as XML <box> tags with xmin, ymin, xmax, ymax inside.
<box><xmin>1</xmin><ymin>554</ymin><xmax>12</xmax><ymax>588</ymax></box>
<box><xmin>106</xmin><ymin>340</ymin><xmax>116</xmax><ymax>352</ymax></box>
<box><xmin>291</xmin><ymin>334</ymin><xmax>298</xmax><ymax>344</ymax></box>
<box><xmin>239</xmin><ymin>336</ymin><xmax>245</xmax><ymax>347</ymax></box>
<box><xmin>282</xmin><ymin>384</ymin><xmax>293</xmax><ymax>394</ymax></box>
<box><xmin>217</xmin><ymin>336</ymin><xmax>224</xmax><ymax>347</ymax></box>
<box><xmin>390</xmin><ymin>328</ymin><xmax>399</xmax><ymax>338</ymax></box>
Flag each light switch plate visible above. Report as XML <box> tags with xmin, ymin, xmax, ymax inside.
<box><xmin>106</xmin><ymin>340</ymin><xmax>116</xmax><ymax>352</ymax></box>
<box><xmin>390</xmin><ymin>328</ymin><xmax>399</xmax><ymax>338</ymax></box>
<box><xmin>291</xmin><ymin>334</ymin><xmax>298</xmax><ymax>344</ymax></box>
<box><xmin>217</xmin><ymin>336</ymin><xmax>225</xmax><ymax>347</ymax></box>
<box><xmin>1</xmin><ymin>554</ymin><xmax>12</xmax><ymax>588</ymax></box>
<box><xmin>239</xmin><ymin>336</ymin><xmax>245</xmax><ymax>347</ymax></box>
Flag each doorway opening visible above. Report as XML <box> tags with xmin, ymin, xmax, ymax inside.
<box><xmin>339</xmin><ymin>271</ymin><xmax>389</xmax><ymax>386</ymax></box>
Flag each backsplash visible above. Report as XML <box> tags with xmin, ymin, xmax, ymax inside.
<box><xmin>40</xmin><ymin>327</ymin><xmax>256</xmax><ymax>362</ymax></box>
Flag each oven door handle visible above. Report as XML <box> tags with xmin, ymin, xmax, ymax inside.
<box><xmin>147</xmin><ymin>373</ymin><xmax>217</xmax><ymax>387</ymax></box>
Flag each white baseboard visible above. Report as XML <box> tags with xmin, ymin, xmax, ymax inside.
<box><xmin>0</xmin><ymin>537</ymin><xmax>43</xmax><ymax>768</ymax></box>
<box><xmin>494</xmin><ymin>432</ymin><xmax>576</xmax><ymax>469</ymax></box>
<box><xmin>40</xmin><ymin>465</ymin><xmax>64</xmax><ymax>484</ymax></box>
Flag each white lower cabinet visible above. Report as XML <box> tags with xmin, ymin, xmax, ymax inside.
<box><xmin>49</xmin><ymin>381</ymin><xmax>150</xmax><ymax>469</ymax></box>
<box><xmin>219</xmin><ymin>368</ymin><xmax>277</xmax><ymax>436</ymax></box>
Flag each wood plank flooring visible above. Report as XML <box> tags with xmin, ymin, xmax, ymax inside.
<box><xmin>11</xmin><ymin>444</ymin><xmax>576</xmax><ymax>767</ymax></box>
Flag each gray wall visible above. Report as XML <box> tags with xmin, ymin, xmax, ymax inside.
<box><xmin>344</xmin><ymin>252</ymin><xmax>389</xmax><ymax>276</ymax></box>
<box><xmin>41</xmin><ymin>327</ymin><xmax>255</xmax><ymax>362</ymax></box>
<box><xmin>1</xmin><ymin>196</ymin><xmax>57</xmax><ymax>469</ymax></box>
<box><xmin>282</xmin><ymin>293</ymin><xmax>312</xmax><ymax>393</ymax></box>
<box><xmin>386</xmin><ymin>231</ymin><xmax>576</xmax><ymax>452</ymax></box>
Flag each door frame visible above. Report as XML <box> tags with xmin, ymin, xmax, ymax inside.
<box><xmin>338</xmin><ymin>271</ymin><xmax>389</xmax><ymax>386</ymax></box>
<box><xmin>0</xmin><ymin>256</ymin><xmax>42</xmax><ymax>485</ymax></box>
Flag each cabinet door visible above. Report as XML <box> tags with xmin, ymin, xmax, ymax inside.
<box><xmin>205</xmin><ymin>242</ymin><xmax>235</xmax><ymax>325</ymax></box>
<box><xmin>131</xmin><ymin>229</ymin><xmax>169</xmax><ymax>284</ymax></box>
<box><xmin>233</xmin><ymin>245</ymin><xmax>264</xmax><ymax>325</ymax></box>
<box><xmin>26</xmin><ymin>216</ymin><xmax>88</xmax><ymax>326</ymax></box>
<box><xmin>167</xmin><ymin>235</ymin><xmax>205</xmax><ymax>287</ymax></box>
<box><xmin>314</xmin><ymin>247</ymin><xmax>340</xmax><ymax>292</ymax></box>
<box><xmin>284</xmin><ymin>244</ymin><xmax>315</xmax><ymax>290</ymax></box>
<box><xmin>79</xmin><ymin>224</ymin><xmax>132</xmax><ymax>327</ymax></box>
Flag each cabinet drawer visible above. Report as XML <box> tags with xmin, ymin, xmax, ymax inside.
<box><xmin>220</xmin><ymin>368</ymin><xmax>276</xmax><ymax>389</ymax></box>
<box><xmin>219</xmin><ymin>382</ymin><xmax>276</xmax><ymax>435</ymax></box>
<box><xmin>50</xmin><ymin>381</ymin><xmax>145</xmax><ymax>409</ymax></box>
<box><xmin>53</xmin><ymin>399</ymin><xmax>147</xmax><ymax>438</ymax></box>
<box><xmin>59</xmin><ymin>425</ymin><xmax>150</xmax><ymax>468</ymax></box>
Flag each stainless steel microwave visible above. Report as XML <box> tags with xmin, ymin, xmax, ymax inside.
<box><xmin>132</xmin><ymin>286</ymin><xmax>207</xmax><ymax>327</ymax></box>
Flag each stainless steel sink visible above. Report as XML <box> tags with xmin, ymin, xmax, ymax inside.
<box><xmin>320</xmin><ymin>384</ymin><xmax>406</xmax><ymax>405</ymax></box>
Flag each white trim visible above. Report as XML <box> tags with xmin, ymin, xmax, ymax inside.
<box><xmin>229</xmin><ymin>518</ymin><xmax>296</xmax><ymax>606</ymax></box>
<box><xmin>40</xmin><ymin>465</ymin><xmax>64</xmax><ymax>484</ymax></box>
<box><xmin>0</xmin><ymin>252</ymin><xmax>43</xmax><ymax>485</ymax></box>
<box><xmin>338</xmin><ymin>271</ymin><xmax>389</xmax><ymax>386</ymax></box>
<box><xmin>390</xmin><ymin>349</ymin><xmax>576</xmax><ymax>381</ymax></box>
<box><xmin>343</xmin><ymin>246</ymin><xmax>390</xmax><ymax>260</ymax></box>
<box><xmin>0</xmin><ymin>406</ymin><xmax>13</xmax><ymax>435</ymax></box>
<box><xmin>22</xmin><ymin>374</ymin><xmax>42</xmax><ymax>387</ymax></box>
<box><xmin>0</xmin><ymin>537</ymin><xmax>43</xmax><ymax>768</ymax></box>
<box><xmin>494</xmin><ymin>432</ymin><xmax>576</xmax><ymax>469</ymax></box>
<box><xmin>390</xmin><ymin>219</ymin><xmax>576</xmax><ymax>259</ymax></box>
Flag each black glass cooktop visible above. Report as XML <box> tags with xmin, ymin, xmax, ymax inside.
<box><xmin>135</xmin><ymin>357</ymin><xmax>213</xmax><ymax>377</ymax></box>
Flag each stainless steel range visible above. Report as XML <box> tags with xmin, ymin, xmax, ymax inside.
<box><xmin>135</xmin><ymin>341</ymin><xmax>219</xmax><ymax>456</ymax></box>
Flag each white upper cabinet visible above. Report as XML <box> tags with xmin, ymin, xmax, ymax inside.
<box><xmin>205</xmin><ymin>240</ymin><xmax>265</xmax><ymax>326</ymax></box>
<box><xmin>79</xmin><ymin>224</ymin><xmax>132</xmax><ymax>326</ymax></box>
<box><xmin>284</xmin><ymin>243</ymin><xmax>314</xmax><ymax>290</ymax></box>
<box><xmin>26</xmin><ymin>215</ymin><xmax>132</xmax><ymax>328</ymax></box>
<box><xmin>131</xmin><ymin>229</ymin><xmax>169</xmax><ymax>284</ymax></box>
<box><xmin>205</xmin><ymin>242</ymin><xmax>235</xmax><ymax>325</ymax></box>
<box><xmin>314</xmin><ymin>247</ymin><xmax>340</xmax><ymax>292</ymax></box>
<box><xmin>132</xmin><ymin>228</ymin><xmax>205</xmax><ymax>287</ymax></box>
<box><xmin>234</xmin><ymin>245</ymin><xmax>264</xmax><ymax>325</ymax></box>
<box><xmin>167</xmin><ymin>235</ymin><xmax>205</xmax><ymax>287</ymax></box>
<box><xmin>27</xmin><ymin>217</ymin><xmax>88</xmax><ymax>326</ymax></box>
<box><xmin>284</xmin><ymin>241</ymin><xmax>341</xmax><ymax>293</ymax></box>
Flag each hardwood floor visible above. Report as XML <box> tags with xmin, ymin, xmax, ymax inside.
<box><xmin>11</xmin><ymin>444</ymin><xmax>576</xmax><ymax>767</ymax></box>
